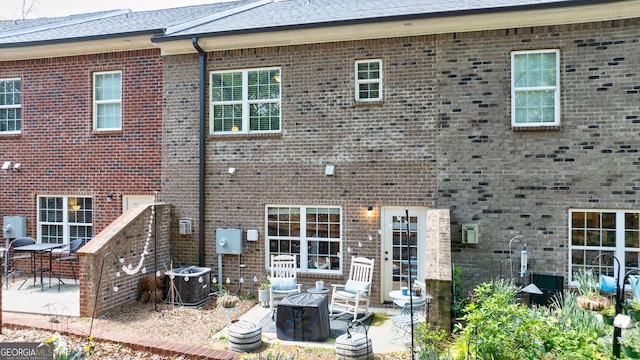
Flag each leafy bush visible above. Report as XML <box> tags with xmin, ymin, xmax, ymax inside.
<box><xmin>451</xmin><ymin>280</ymin><xmax>610</xmax><ymax>360</ymax></box>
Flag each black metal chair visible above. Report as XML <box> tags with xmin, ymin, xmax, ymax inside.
<box><xmin>53</xmin><ymin>238</ymin><xmax>83</xmax><ymax>290</ymax></box>
<box><xmin>2</xmin><ymin>237</ymin><xmax>36</xmax><ymax>289</ymax></box>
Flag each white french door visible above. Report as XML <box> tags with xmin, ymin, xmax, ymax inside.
<box><xmin>380</xmin><ymin>207</ymin><xmax>427</xmax><ymax>302</ymax></box>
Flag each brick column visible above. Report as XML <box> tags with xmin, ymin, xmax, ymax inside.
<box><xmin>424</xmin><ymin>209</ymin><xmax>452</xmax><ymax>331</ymax></box>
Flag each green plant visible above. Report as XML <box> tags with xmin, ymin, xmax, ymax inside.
<box><xmin>452</xmin><ymin>280</ymin><xmax>611</xmax><ymax>360</ymax></box>
<box><xmin>414</xmin><ymin>322</ymin><xmax>450</xmax><ymax>358</ymax></box>
<box><xmin>260</xmin><ymin>280</ymin><xmax>271</xmax><ymax>290</ymax></box>
<box><xmin>44</xmin><ymin>332</ymin><xmax>94</xmax><ymax>360</ymax></box>
<box><xmin>451</xmin><ymin>264</ymin><xmax>468</xmax><ymax>320</ymax></box>
<box><xmin>574</xmin><ymin>269</ymin><xmax>601</xmax><ymax>299</ymax></box>
<box><xmin>619</xmin><ymin>328</ymin><xmax>640</xmax><ymax>352</ymax></box>
<box><xmin>599</xmin><ymin>304</ymin><xmax>616</xmax><ymax>317</ymax></box>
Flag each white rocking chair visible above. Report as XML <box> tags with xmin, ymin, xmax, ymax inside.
<box><xmin>269</xmin><ymin>254</ymin><xmax>302</xmax><ymax>318</ymax></box>
<box><xmin>330</xmin><ymin>256</ymin><xmax>375</xmax><ymax>322</ymax></box>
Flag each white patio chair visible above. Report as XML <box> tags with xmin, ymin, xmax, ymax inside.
<box><xmin>330</xmin><ymin>256</ymin><xmax>375</xmax><ymax>322</ymax></box>
<box><xmin>269</xmin><ymin>254</ymin><xmax>302</xmax><ymax>318</ymax></box>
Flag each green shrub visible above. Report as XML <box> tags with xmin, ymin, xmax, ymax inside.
<box><xmin>451</xmin><ymin>280</ymin><xmax>610</xmax><ymax>360</ymax></box>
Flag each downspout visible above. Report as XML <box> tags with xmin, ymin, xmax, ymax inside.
<box><xmin>192</xmin><ymin>37</ymin><xmax>206</xmax><ymax>267</ymax></box>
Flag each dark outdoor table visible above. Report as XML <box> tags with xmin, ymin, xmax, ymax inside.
<box><xmin>14</xmin><ymin>242</ymin><xmax>66</xmax><ymax>291</ymax></box>
<box><xmin>276</xmin><ymin>292</ymin><xmax>330</xmax><ymax>342</ymax></box>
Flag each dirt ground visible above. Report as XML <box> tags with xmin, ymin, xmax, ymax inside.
<box><xmin>2</xmin><ymin>296</ymin><xmax>409</xmax><ymax>359</ymax></box>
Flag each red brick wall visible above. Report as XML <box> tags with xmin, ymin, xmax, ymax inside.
<box><xmin>0</xmin><ymin>49</ymin><xmax>163</xmax><ymax>237</ymax></box>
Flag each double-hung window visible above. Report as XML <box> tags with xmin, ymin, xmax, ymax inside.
<box><xmin>355</xmin><ymin>59</ymin><xmax>382</xmax><ymax>102</ymax></box>
<box><xmin>38</xmin><ymin>196</ymin><xmax>92</xmax><ymax>246</ymax></box>
<box><xmin>210</xmin><ymin>67</ymin><xmax>281</xmax><ymax>134</ymax></box>
<box><xmin>511</xmin><ymin>50</ymin><xmax>560</xmax><ymax>127</ymax></box>
<box><xmin>93</xmin><ymin>71</ymin><xmax>122</xmax><ymax>131</ymax></box>
<box><xmin>569</xmin><ymin>209</ymin><xmax>640</xmax><ymax>284</ymax></box>
<box><xmin>0</xmin><ymin>78</ymin><xmax>21</xmax><ymax>134</ymax></box>
<box><xmin>266</xmin><ymin>206</ymin><xmax>342</xmax><ymax>274</ymax></box>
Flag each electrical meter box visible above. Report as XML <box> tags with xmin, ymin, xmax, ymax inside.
<box><xmin>216</xmin><ymin>228</ymin><xmax>243</xmax><ymax>254</ymax></box>
<box><xmin>3</xmin><ymin>216</ymin><xmax>26</xmax><ymax>239</ymax></box>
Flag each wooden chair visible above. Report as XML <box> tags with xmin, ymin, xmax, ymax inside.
<box><xmin>330</xmin><ymin>256</ymin><xmax>375</xmax><ymax>322</ymax></box>
<box><xmin>269</xmin><ymin>254</ymin><xmax>302</xmax><ymax>318</ymax></box>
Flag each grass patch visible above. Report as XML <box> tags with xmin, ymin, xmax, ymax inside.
<box><xmin>301</xmin><ymin>347</ymin><xmax>335</xmax><ymax>355</ymax></box>
<box><xmin>369</xmin><ymin>313</ymin><xmax>388</xmax><ymax>326</ymax></box>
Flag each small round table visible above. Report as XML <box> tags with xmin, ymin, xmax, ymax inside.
<box><xmin>307</xmin><ymin>287</ymin><xmax>330</xmax><ymax>294</ymax></box>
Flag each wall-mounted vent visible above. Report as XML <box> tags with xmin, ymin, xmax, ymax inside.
<box><xmin>461</xmin><ymin>224</ymin><xmax>479</xmax><ymax>244</ymax></box>
<box><xmin>179</xmin><ymin>218</ymin><xmax>192</xmax><ymax>235</ymax></box>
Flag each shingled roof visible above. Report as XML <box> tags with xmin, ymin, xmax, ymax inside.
<box><xmin>0</xmin><ymin>0</ymin><xmax>638</xmax><ymax>54</ymax></box>
<box><xmin>0</xmin><ymin>0</ymin><xmax>256</xmax><ymax>47</ymax></box>
<box><xmin>157</xmin><ymin>0</ymin><xmax>604</xmax><ymax>39</ymax></box>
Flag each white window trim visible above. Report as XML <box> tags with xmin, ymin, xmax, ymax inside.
<box><xmin>209</xmin><ymin>67</ymin><xmax>281</xmax><ymax>135</ymax></box>
<box><xmin>265</xmin><ymin>205</ymin><xmax>343</xmax><ymax>275</ymax></box>
<box><xmin>568</xmin><ymin>209</ymin><xmax>640</xmax><ymax>287</ymax></box>
<box><xmin>355</xmin><ymin>59</ymin><xmax>383</xmax><ymax>102</ymax></box>
<box><xmin>0</xmin><ymin>77</ymin><xmax>21</xmax><ymax>134</ymax></box>
<box><xmin>37</xmin><ymin>195</ymin><xmax>92</xmax><ymax>245</ymax></box>
<box><xmin>93</xmin><ymin>70</ymin><xmax>122</xmax><ymax>131</ymax></box>
<box><xmin>511</xmin><ymin>49</ymin><xmax>560</xmax><ymax>127</ymax></box>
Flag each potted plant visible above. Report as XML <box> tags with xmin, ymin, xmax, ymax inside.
<box><xmin>216</xmin><ymin>289</ymin><xmax>239</xmax><ymax>309</ymax></box>
<box><xmin>258</xmin><ymin>280</ymin><xmax>271</xmax><ymax>306</ymax></box>
<box><xmin>574</xmin><ymin>270</ymin><xmax>610</xmax><ymax>311</ymax></box>
<box><xmin>619</xmin><ymin>328</ymin><xmax>640</xmax><ymax>359</ymax></box>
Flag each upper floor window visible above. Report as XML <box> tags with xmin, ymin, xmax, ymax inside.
<box><xmin>210</xmin><ymin>67</ymin><xmax>281</xmax><ymax>134</ymax></box>
<box><xmin>93</xmin><ymin>71</ymin><xmax>122</xmax><ymax>131</ymax></box>
<box><xmin>569</xmin><ymin>209</ymin><xmax>640</xmax><ymax>286</ymax></box>
<box><xmin>38</xmin><ymin>195</ymin><xmax>92</xmax><ymax>245</ymax></box>
<box><xmin>266</xmin><ymin>205</ymin><xmax>342</xmax><ymax>274</ymax></box>
<box><xmin>0</xmin><ymin>78</ymin><xmax>21</xmax><ymax>134</ymax></box>
<box><xmin>511</xmin><ymin>50</ymin><xmax>560</xmax><ymax>127</ymax></box>
<box><xmin>355</xmin><ymin>59</ymin><xmax>382</xmax><ymax>102</ymax></box>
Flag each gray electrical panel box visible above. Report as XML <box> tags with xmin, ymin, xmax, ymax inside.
<box><xmin>216</xmin><ymin>228</ymin><xmax>243</xmax><ymax>254</ymax></box>
<box><xmin>3</xmin><ymin>216</ymin><xmax>26</xmax><ymax>239</ymax></box>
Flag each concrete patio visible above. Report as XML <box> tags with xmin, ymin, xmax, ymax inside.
<box><xmin>1</xmin><ymin>278</ymin><xmax>411</xmax><ymax>355</ymax></box>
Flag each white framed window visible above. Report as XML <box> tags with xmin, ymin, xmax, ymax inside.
<box><xmin>0</xmin><ymin>78</ymin><xmax>21</xmax><ymax>134</ymax></box>
<box><xmin>355</xmin><ymin>59</ymin><xmax>382</xmax><ymax>102</ymax></box>
<box><xmin>266</xmin><ymin>205</ymin><xmax>342</xmax><ymax>274</ymax></box>
<box><xmin>93</xmin><ymin>71</ymin><xmax>122</xmax><ymax>131</ymax></box>
<box><xmin>210</xmin><ymin>67</ymin><xmax>281</xmax><ymax>134</ymax></box>
<box><xmin>568</xmin><ymin>209</ymin><xmax>640</xmax><ymax>285</ymax></box>
<box><xmin>38</xmin><ymin>196</ymin><xmax>92</xmax><ymax>246</ymax></box>
<box><xmin>511</xmin><ymin>49</ymin><xmax>560</xmax><ymax>127</ymax></box>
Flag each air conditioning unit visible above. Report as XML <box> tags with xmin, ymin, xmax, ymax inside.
<box><xmin>179</xmin><ymin>218</ymin><xmax>192</xmax><ymax>235</ymax></box>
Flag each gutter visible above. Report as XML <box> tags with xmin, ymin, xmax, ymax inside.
<box><xmin>192</xmin><ymin>36</ymin><xmax>206</xmax><ymax>267</ymax></box>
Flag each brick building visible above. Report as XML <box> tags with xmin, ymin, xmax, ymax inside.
<box><xmin>2</xmin><ymin>0</ymin><xmax>640</xmax><ymax>310</ymax></box>
<box><xmin>153</xmin><ymin>0</ymin><xmax>640</xmax><ymax>303</ymax></box>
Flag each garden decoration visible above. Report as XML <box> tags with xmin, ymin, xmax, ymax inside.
<box><xmin>575</xmin><ymin>269</ymin><xmax>610</xmax><ymax>311</ymax></box>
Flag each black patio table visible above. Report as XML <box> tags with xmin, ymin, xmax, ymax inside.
<box><xmin>14</xmin><ymin>242</ymin><xmax>67</xmax><ymax>291</ymax></box>
<box><xmin>276</xmin><ymin>292</ymin><xmax>330</xmax><ymax>342</ymax></box>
